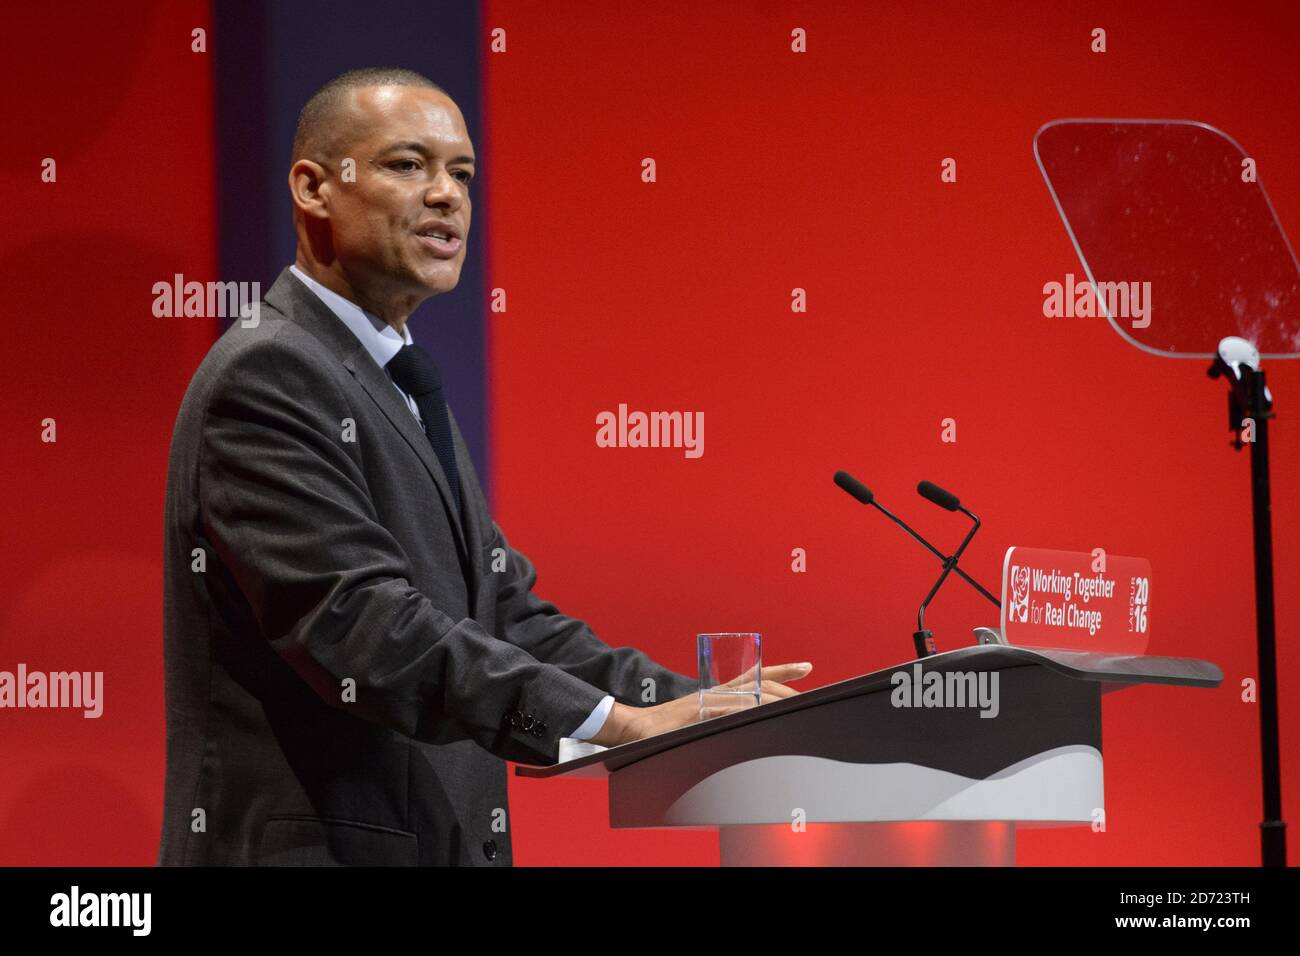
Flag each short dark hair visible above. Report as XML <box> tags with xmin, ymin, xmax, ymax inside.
<box><xmin>292</xmin><ymin>67</ymin><xmax>446</xmax><ymax>163</ymax></box>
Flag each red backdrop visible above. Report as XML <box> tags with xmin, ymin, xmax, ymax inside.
<box><xmin>0</xmin><ymin>0</ymin><xmax>1296</xmax><ymax>867</ymax></box>
<box><xmin>0</xmin><ymin>0</ymin><xmax>217</xmax><ymax>863</ymax></box>
<box><xmin>484</xmin><ymin>0</ymin><xmax>1300</xmax><ymax>865</ymax></box>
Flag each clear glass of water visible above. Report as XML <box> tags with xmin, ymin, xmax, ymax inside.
<box><xmin>697</xmin><ymin>632</ymin><xmax>762</xmax><ymax>720</ymax></box>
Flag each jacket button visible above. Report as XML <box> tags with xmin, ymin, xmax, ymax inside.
<box><xmin>482</xmin><ymin>839</ymin><xmax>497</xmax><ymax>861</ymax></box>
<box><xmin>521</xmin><ymin>715</ymin><xmax>535</xmax><ymax>731</ymax></box>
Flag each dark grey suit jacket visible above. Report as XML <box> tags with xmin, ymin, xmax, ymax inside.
<box><xmin>159</xmin><ymin>266</ymin><xmax>697</xmax><ymax>866</ymax></box>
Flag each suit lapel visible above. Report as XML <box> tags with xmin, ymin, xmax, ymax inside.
<box><xmin>263</xmin><ymin>267</ymin><xmax>473</xmax><ymax>569</ymax></box>
<box><xmin>344</xmin><ymin>350</ymin><xmax>472</xmax><ymax>566</ymax></box>
<box><xmin>445</xmin><ymin>406</ymin><xmax>486</xmax><ymax>605</ymax></box>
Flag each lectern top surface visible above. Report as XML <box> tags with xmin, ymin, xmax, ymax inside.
<box><xmin>515</xmin><ymin>645</ymin><xmax>1222</xmax><ymax>779</ymax></box>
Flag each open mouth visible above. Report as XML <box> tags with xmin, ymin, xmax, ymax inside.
<box><xmin>415</xmin><ymin>226</ymin><xmax>462</xmax><ymax>258</ymax></box>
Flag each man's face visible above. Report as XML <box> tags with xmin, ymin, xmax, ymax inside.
<box><xmin>322</xmin><ymin>85</ymin><xmax>475</xmax><ymax>302</ymax></box>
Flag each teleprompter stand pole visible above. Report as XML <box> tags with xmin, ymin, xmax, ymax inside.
<box><xmin>1208</xmin><ymin>336</ymin><xmax>1286</xmax><ymax>867</ymax></box>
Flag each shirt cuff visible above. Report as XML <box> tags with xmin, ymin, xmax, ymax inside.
<box><xmin>567</xmin><ymin>695</ymin><xmax>615</xmax><ymax>742</ymax></box>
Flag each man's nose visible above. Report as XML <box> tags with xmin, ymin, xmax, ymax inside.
<box><xmin>423</xmin><ymin>169</ymin><xmax>462</xmax><ymax>207</ymax></box>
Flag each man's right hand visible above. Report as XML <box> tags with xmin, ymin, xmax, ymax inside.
<box><xmin>589</xmin><ymin>662</ymin><xmax>813</xmax><ymax>747</ymax></box>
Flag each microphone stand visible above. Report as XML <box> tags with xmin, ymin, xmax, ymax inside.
<box><xmin>914</xmin><ymin>506</ymin><xmax>981</xmax><ymax>659</ymax></box>
<box><xmin>874</xmin><ymin>501</ymin><xmax>1003</xmax><ymax>609</ymax></box>
<box><xmin>834</xmin><ymin>472</ymin><xmax>1000</xmax><ymax>660</ymax></box>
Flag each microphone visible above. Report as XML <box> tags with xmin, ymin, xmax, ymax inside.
<box><xmin>833</xmin><ymin>470</ymin><xmax>875</xmax><ymax>505</ymax></box>
<box><xmin>833</xmin><ymin>471</ymin><xmax>1001</xmax><ymax>658</ymax></box>
<box><xmin>917</xmin><ymin>480</ymin><xmax>960</xmax><ymax>512</ymax></box>
<box><xmin>912</xmin><ymin>480</ymin><xmax>985</xmax><ymax>658</ymax></box>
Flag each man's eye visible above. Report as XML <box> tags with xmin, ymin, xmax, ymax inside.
<box><xmin>391</xmin><ymin>160</ymin><xmax>420</xmax><ymax>172</ymax></box>
<box><xmin>454</xmin><ymin>170</ymin><xmax>474</xmax><ymax>184</ymax></box>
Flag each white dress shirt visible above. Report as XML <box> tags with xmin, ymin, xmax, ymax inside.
<box><xmin>288</xmin><ymin>265</ymin><xmax>615</xmax><ymax>743</ymax></box>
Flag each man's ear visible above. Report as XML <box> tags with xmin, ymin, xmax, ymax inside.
<box><xmin>289</xmin><ymin>159</ymin><xmax>331</xmax><ymax>220</ymax></box>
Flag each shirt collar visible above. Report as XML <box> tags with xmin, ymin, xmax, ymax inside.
<box><xmin>289</xmin><ymin>264</ymin><xmax>412</xmax><ymax>369</ymax></box>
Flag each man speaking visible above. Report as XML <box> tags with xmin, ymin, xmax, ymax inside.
<box><xmin>158</xmin><ymin>68</ymin><xmax>810</xmax><ymax>866</ymax></box>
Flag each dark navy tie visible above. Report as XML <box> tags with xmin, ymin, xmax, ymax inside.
<box><xmin>385</xmin><ymin>344</ymin><xmax>463</xmax><ymax>518</ymax></box>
